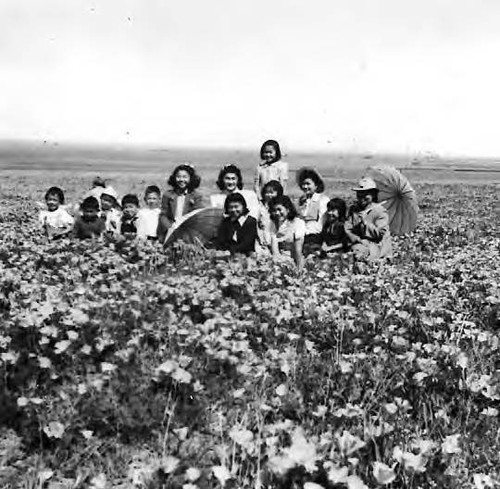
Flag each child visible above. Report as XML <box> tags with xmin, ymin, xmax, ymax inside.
<box><xmin>39</xmin><ymin>187</ymin><xmax>74</xmax><ymax>238</ymax></box>
<box><xmin>157</xmin><ymin>164</ymin><xmax>204</xmax><ymax>243</ymax></box>
<box><xmin>72</xmin><ymin>197</ymin><xmax>106</xmax><ymax>240</ymax></box>
<box><xmin>254</xmin><ymin>140</ymin><xmax>288</xmax><ymax>196</ymax></box>
<box><xmin>216</xmin><ymin>193</ymin><xmax>257</xmax><ymax>256</ymax></box>
<box><xmin>120</xmin><ymin>194</ymin><xmax>140</xmax><ymax>238</ymax></box>
<box><xmin>257</xmin><ymin>180</ymin><xmax>283</xmax><ymax>248</ymax></box>
<box><xmin>137</xmin><ymin>185</ymin><xmax>161</xmax><ymax>240</ymax></box>
<box><xmin>321</xmin><ymin>198</ymin><xmax>348</xmax><ymax>254</ymax></box>
<box><xmin>100</xmin><ymin>187</ymin><xmax>121</xmax><ymax>235</ymax></box>
<box><xmin>296</xmin><ymin>167</ymin><xmax>330</xmax><ymax>255</ymax></box>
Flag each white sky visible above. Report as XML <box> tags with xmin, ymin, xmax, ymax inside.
<box><xmin>1</xmin><ymin>0</ymin><xmax>500</xmax><ymax>156</ymax></box>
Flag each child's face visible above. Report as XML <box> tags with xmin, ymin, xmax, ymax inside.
<box><xmin>82</xmin><ymin>207</ymin><xmax>99</xmax><ymax>220</ymax></box>
<box><xmin>262</xmin><ymin>145</ymin><xmax>277</xmax><ymax>163</ymax></box>
<box><xmin>227</xmin><ymin>201</ymin><xmax>245</xmax><ymax>220</ymax></box>
<box><xmin>46</xmin><ymin>194</ymin><xmax>60</xmax><ymax>212</ymax></box>
<box><xmin>301</xmin><ymin>178</ymin><xmax>317</xmax><ymax>197</ymax></box>
<box><xmin>223</xmin><ymin>173</ymin><xmax>238</xmax><ymax>192</ymax></box>
<box><xmin>271</xmin><ymin>204</ymin><xmax>288</xmax><ymax>224</ymax></box>
<box><xmin>123</xmin><ymin>203</ymin><xmax>139</xmax><ymax>218</ymax></box>
<box><xmin>175</xmin><ymin>170</ymin><xmax>191</xmax><ymax>191</ymax></box>
<box><xmin>326</xmin><ymin>208</ymin><xmax>340</xmax><ymax>222</ymax></box>
<box><xmin>145</xmin><ymin>192</ymin><xmax>160</xmax><ymax>209</ymax></box>
<box><xmin>100</xmin><ymin>195</ymin><xmax>115</xmax><ymax>211</ymax></box>
<box><xmin>263</xmin><ymin>187</ymin><xmax>278</xmax><ymax>204</ymax></box>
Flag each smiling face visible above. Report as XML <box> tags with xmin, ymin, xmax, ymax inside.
<box><xmin>145</xmin><ymin>192</ymin><xmax>160</xmax><ymax>209</ymax></box>
<box><xmin>45</xmin><ymin>194</ymin><xmax>61</xmax><ymax>212</ymax></box>
<box><xmin>175</xmin><ymin>169</ymin><xmax>191</xmax><ymax>191</ymax></box>
<box><xmin>262</xmin><ymin>145</ymin><xmax>277</xmax><ymax>163</ymax></box>
<box><xmin>301</xmin><ymin>177</ymin><xmax>317</xmax><ymax>197</ymax></box>
<box><xmin>123</xmin><ymin>203</ymin><xmax>139</xmax><ymax>219</ymax></box>
<box><xmin>227</xmin><ymin>201</ymin><xmax>245</xmax><ymax>221</ymax></box>
<box><xmin>272</xmin><ymin>203</ymin><xmax>289</xmax><ymax>224</ymax></box>
<box><xmin>356</xmin><ymin>191</ymin><xmax>374</xmax><ymax>210</ymax></box>
<box><xmin>223</xmin><ymin>172</ymin><xmax>239</xmax><ymax>192</ymax></box>
<box><xmin>100</xmin><ymin>194</ymin><xmax>115</xmax><ymax>211</ymax></box>
<box><xmin>263</xmin><ymin>186</ymin><xmax>279</xmax><ymax>204</ymax></box>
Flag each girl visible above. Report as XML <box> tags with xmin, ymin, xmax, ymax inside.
<box><xmin>321</xmin><ymin>198</ymin><xmax>349</xmax><ymax>254</ymax></box>
<box><xmin>120</xmin><ymin>194</ymin><xmax>140</xmax><ymax>238</ymax></box>
<box><xmin>254</xmin><ymin>140</ymin><xmax>288</xmax><ymax>196</ymax></box>
<box><xmin>216</xmin><ymin>193</ymin><xmax>258</xmax><ymax>256</ymax></box>
<box><xmin>210</xmin><ymin>164</ymin><xmax>259</xmax><ymax>218</ymax></box>
<box><xmin>296</xmin><ymin>167</ymin><xmax>330</xmax><ymax>255</ymax></box>
<box><xmin>345</xmin><ymin>177</ymin><xmax>393</xmax><ymax>261</ymax></box>
<box><xmin>269</xmin><ymin>195</ymin><xmax>305</xmax><ymax>268</ymax></box>
<box><xmin>157</xmin><ymin>164</ymin><xmax>204</xmax><ymax>243</ymax></box>
<box><xmin>100</xmin><ymin>187</ymin><xmax>121</xmax><ymax>236</ymax></box>
<box><xmin>72</xmin><ymin>197</ymin><xmax>106</xmax><ymax>240</ymax></box>
<box><xmin>257</xmin><ymin>180</ymin><xmax>284</xmax><ymax>248</ymax></box>
<box><xmin>137</xmin><ymin>185</ymin><xmax>161</xmax><ymax>240</ymax></box>
<box><xmin>39</xmin><ymin>187</ymin><xmax>74</xmax><ymax>238</ymax></box>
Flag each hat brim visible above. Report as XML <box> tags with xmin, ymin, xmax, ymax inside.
<box><xmin>352</xmin><ymin>186</ymin><xmax>378</xmax><ymax>192</ymax></box>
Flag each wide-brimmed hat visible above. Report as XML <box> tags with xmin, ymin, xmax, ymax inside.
<box><xmin>352</xmin><ymin>177</ymin><xmax>378</xmax><ymax>192</ymax></box>
<box><xmin>100</xmin><ymin>186</ymin><xmax>119</xmax><ymax>202</ymax></box>
<box><xmin>296</xmin><ymin>167</ymin><xmax>325</xmax><ymax>191</ymax></box>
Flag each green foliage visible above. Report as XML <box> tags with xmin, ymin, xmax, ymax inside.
<box><xmin>0</xmin><ymin>181</ymin><xmax>499</xmax><ymax>488</ymax></box>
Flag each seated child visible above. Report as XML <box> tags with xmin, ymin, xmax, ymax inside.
<box><xmin>216</xmin><ymin>193</ymin><xmax>257</xmax><ymax>256</ymax></box>
<box><xmin>72</xmin><ymin>197</ymin><xmax>106</xmax><ymax>240</ymax></box>
<box><xmin>321</xmin><ymin>198</ymin><xmax>349</xmax><ymax>254</ymax></box>
<box><xmin>39</xmin><ymin>186</ymin><xmax>74</xmax><ymax>238</ymax></box>
<box><xmin>120</xmin><ymin>194</ymin><xmax>140</xmax><ymax>238</ymax></box>
<box><xmin>100</xmin><ymin>187</ymin><xmax>121</xmax><ymax>235</ymax></box>
<box><xmin>137</xmin><ymin>185</ymin><xmax>161</xmax><ymax>241</ymax></box>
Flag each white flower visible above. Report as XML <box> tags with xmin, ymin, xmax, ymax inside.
<box><xmin>212</xmin><ymin>465</ymin><xmax>231</xmax><ymax>486</ymax></box>
<box><xmin>372</xmin><ymin>461</ymin><xmax>397</xmax><ymax>485</ymax></box>
<box><xmin>441</xmin><ymin>434</ymin><xmax>461</xmax><ymax>455</ymax></box>
<box><xmin>185</xmin><ymin>467</ymin><xmax>201</xmax><ymax>482</ymax></box>
<box><xmin>43</xmin><ymin>422</ymin><xmax>65</xmax><ymax>439</ymax></box>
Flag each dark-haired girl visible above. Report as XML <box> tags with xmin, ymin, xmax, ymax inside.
<box><xmin>257</xmin><ymin>180</ymin><xmax>283</xmax><ymax>248</ymax></box>
<box><xmin>296</xmin><ymin>167</ymin><xmax>330</xmax><ymax>255</ymax></box>
<box><xmin>254</xmin><ymin>140</ymin><xmax>288</xmax><ymax>195</ymax></box>
<box><xmin>39</xmin><ymin>186</ymin><xmax>74</xmax><ymax>238</ymax></box>
<box><xmin>216</xmin><ymin>193</ymin><xmax>257</xmax><ymax>256</ymax></box>
<box><xmin>269</xmin><ymin>195</ymin><xmax>305</xmax><ymax>268</ymax></box>
<box><xmin>321</xmin><ymin>198</ymin><xmax>349</xmax><ymax>254</ymax></box>
<box><xmin>157</xmin><ymin>164</ymin><xmax>204</xmax><ymax>242</ymax></box>
<box><xmin>210</xmin><ymin>164</ymin><xmax>259</xmax><ymax>218</ymax></box>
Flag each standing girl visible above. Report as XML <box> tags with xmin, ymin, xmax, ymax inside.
<box><xmin>210</xmin><ymin>164</ymin><xmax>259</xmax><ymax>218</ymax></box>
<box><xmin>296</xmin><ymin>167</ymin><xmax>330</xmax><ymax>255</ymax></box>
<box><xmin>269</xmin><ymin>195</ymin><xmax>306</xmax><ymax>268</ymax></box>
<box><xmin>157</xmin><ymin>164</ymin><xmax>204</xmax><ymax>243</ymax></box>
<box><xmin>216</xmin><ymin>193</ymin><xmax>258</xmax><ymax>256</ymax></box>
<box><xmin>254</xmin><ymin>140</ymin><xmax>288</xmax><ymax>196</ymax></box>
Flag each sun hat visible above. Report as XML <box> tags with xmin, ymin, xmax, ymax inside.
<box><xmin>296</xmin><ymin>167</ymin><xmax>325</xmax><ymax>192</ymax></box>
<box><xmin>352</xmin><ymin>177</ymin><xmax>378</xmax><ymax>192</ymax></box>
<box><xmin>100</xmin><ymin>186</ymin><xmax>119</xmax><ymax>201</ymax></box>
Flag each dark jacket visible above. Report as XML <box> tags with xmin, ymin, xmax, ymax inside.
<box><xmin>72</xmin><ymin>216</ymin><xmax>106</xmax><ymax>240</ymax></box>
<box><xmin>121</xmin><ymin>215</ymin><xmax>138</xmax><ymax>236</ymax></box>
<box><xmin>157</xmin><ymin>189</ymin><xmax>204</xmax><ymax>242</ymax></box>
<box><xmin>216</xmin><ymin>215</ymin><xmax>257</xmax><ymax>256</ymax></box>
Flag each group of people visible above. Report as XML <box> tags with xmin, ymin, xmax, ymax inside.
<box><xmin>38</xmin><ymin>140</ymin><xmax>392</xmax><ymax>267</ymax></box>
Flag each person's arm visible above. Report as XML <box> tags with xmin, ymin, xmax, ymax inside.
<box><xmin>280</xmin><ymin>161</ymin><xmax>289</xmax><ymax>192</ymax></box>
<box><xmin>364</xmin><ymin>209</ymin><xmax>389</xmax><ymax>242</ymax></box>
<box><xmin>254</xmin><ymin>166</ymin><xmax>261</xmax><ymax>195</ymax></box>
<box><xmin>292</xmin><ymin>237</ymin><xmax>304</xmax><ymax>269</ymax></box>
<box><xmin>191</xmin><ymin>191</ymin><xmax>205</xmax><ymax>210</ymax></box>
<box><xmin>71</xmin><ymin>219</ymin><xmax>81</xmax><ymax>239</ymax></box>
<box><xmin>157</xmin><ymin>194</ymin><xmax>173</xmax><ymax>242</ymax></box>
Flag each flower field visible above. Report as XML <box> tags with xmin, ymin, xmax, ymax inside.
<box><xmin>0</xmin><ymin>175</ymin><xmax>499</xmax><ymax>488</ymax></box>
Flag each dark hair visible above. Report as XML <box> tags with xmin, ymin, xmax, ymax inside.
<box><xmin>144</xmin><ymin>185</ymin><xmax>161</xmax><ymax>199</ymax></box>
<box><xmin>298</xmin><ymin>169</ymin><xmax>325</xmax><ymax>193</ymax></box>
<box><xmin>357</xmin><ymin>189</ymin><xmax>379</xmax><ymax>203</ymax></box>
<box><xmin>81</xmin><ymin>196</ymin><xmax>99</xmax><ymax>211</ymax></box>
<box><xmin>327</xmin><ymin>198</ymin><xmax>347</xmax><ymax>221</ymax></box>
<box><xmin>122</xmin><ymin>194</ymin><xmax>140</xmax><ymax>207</ymax></box>
<box><xmin>167</xmin><ymin>164</ymin><xmax>201</xmax><ymax>192</ymax></box>
<box><xmin>269</xmin><ymin>195</ymin><xmax>298</xmax><ymax>221</ymax></box>
<box><xmin>260</xmin><ymin>140</ymin><xmax>282</xmax><ymax>162</ymax></box>
<box><xmin>45</xmin><ymin>186</ymin><xmax>65</xmax><ymax>204</ymax></box>
<box><xmin>92</xmin><ymin>176</ymin><xmax>106</xmax><ymax>188</ymax></box>
<box><xmin>261</xmin><ymin>180</ymin><xmax>284</xmax><ymax>201</ymax></box>
<box><xmin>223</xmin><ymin>192</ymin><xmax>249</xmax><ymax>215</ymax></box>
<box><xmin>216</xmin><ymin>164</ymin><xmax>243</xmax><ymax>191</ymax></box>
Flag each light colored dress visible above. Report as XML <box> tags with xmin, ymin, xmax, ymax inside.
<box><xmin>257</xmin><ymin>204</ymin><xmax>272</xmax><ymax>247</ymax></box>
<box><xmin>101</xmin><ymin>208</ymin><xmax>121</xmax><ymax>234</ymax></box>
<box><xmin>297</xmin><ymin>192</ymin><xmax>330</xmax><ymax>235</ymax></box>
<box><xmin>254</xmin><ymin>160</ymin><xmax>289</xmax><ymax>195</ymax></box>
<box><xmin>210</xmin><ymin>190</ymin><xmax>260</xmax><ymax>219</ymax></box>
<box><xmin>39</xmin><ymin>207</ymin><xmax>74</xmax><ymax>229</ymax></box>
<box><xmin>345</xmin><ymin>202</ymin><xmax>393</xmax><ymax>261</ymax></box>
<box><xmin>270</xmin><ymin>217</ymin><xmax>306</xmax><ymax>255</ymax></box>
<box><xmin>136</xmin><ymin>208</ymin><xmax>161</xmax><ymax>239</ymax></box>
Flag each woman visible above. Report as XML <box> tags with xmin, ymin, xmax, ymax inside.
<box><xmin>296</xmin><ymin>167</ymin><xmax>330</xmax><ymax>255</ymax></box>
<box><xmin>269</xmin><ymin>195</ymin><xmax>305</xmax><ymax>268</ymax></box>
<box><xmin>210</xmin><ymin>164</ymin><xmax>260</xmax><ymax>218</ymax></box>
<box><xmin>345</xmin><ymin>177</ymin><xmax>392</xmax><ymax>261</ymax></box>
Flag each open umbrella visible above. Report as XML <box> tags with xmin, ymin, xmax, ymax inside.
<box><xmin>164</xmin><ymin>207</ymin><xmax>224</xmax><ymax>247</ymax></box>
<box><xmin>367</xmin><ymin>166</ymin><xmax>419</xmax><ymax>235</ymax></box>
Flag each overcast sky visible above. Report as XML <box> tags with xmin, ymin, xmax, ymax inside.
<box><xmin>1</xmin><ymin>0</ymin><xmax>500</xmax><ymax>156</ymax></box>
